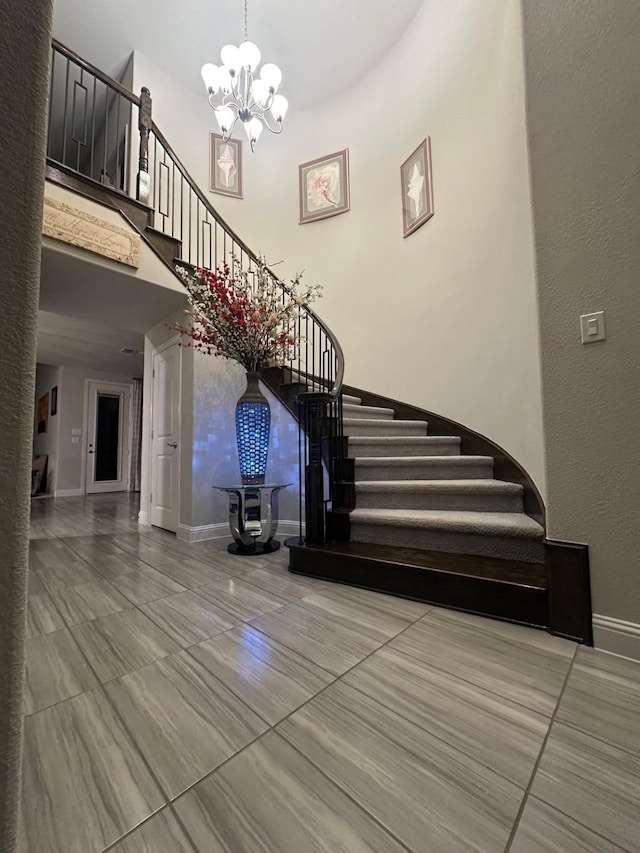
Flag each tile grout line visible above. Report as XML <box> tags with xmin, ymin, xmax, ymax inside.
<box><xmin>388</xmin><ymin>609</ymin><xmax>578</xmax><ymax>720</ymax></box>
<box><xmin>502</xmin><ymin>642</ymin><xmax>579</xmax><ymax>852</ymax></box>
<box><xmin>543</xmin><ymin>646</ymin><xmax>640</xmax><ymax>762</ymax></box>
<box><xmin>154</xmin><ymin>604</ymin><xmax>436</xmax><ymax>853</ymax></box>
<box><xmin>37</xmin><ymin>541</ymin><xmax>325</xmax><ymax>850</ymax></box>
<box><xmin>58</xmin><ymin>599</ymin><xmax>199</xmax><ymax>853</ymax></box>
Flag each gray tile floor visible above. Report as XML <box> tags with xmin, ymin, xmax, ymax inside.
<box><xmin>22</xmin><ymin>494</ymin><xmax>640</xmax><ymax>852</ymax></box>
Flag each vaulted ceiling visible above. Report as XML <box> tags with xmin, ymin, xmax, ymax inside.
<box><xmin>53</xmin><ymin>0</ymin><xmax>424</xmax><ymax>107</ymax></box>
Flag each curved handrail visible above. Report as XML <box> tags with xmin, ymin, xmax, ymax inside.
<box><xmin>148</xmin><ymin>122</ymin><xmax>344</xmax><ymax>399</ymax></box>
<box><xmin>51</xmin><ymin>39</ymin><xmax>141</xmax><ymax>105</ymax></box>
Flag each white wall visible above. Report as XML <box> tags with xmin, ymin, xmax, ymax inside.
<box><xmin>33</xmin><ymin>364</ymin><xmax>61</xmax><ymax>493</ymax></box>
<box><xmin>132</xmin><ymin>0</ymin><xmax>545</xmax><ymax>492</ymax></box>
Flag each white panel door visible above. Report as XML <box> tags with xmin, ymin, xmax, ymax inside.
<box><xmin>85</xmin><ymin>381</ymin><xmax>131</xmax><ymax>494</ymax></box>
<box><xmin>150</xmin><ymin>341</ymin><xmax>181</xmax><ymax>532</ymax></box>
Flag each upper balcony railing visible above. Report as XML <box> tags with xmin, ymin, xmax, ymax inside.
<box><xmin>47</xmin><ymin>39</ymin><xmax>345</xmax><ymax>545</ymax></box>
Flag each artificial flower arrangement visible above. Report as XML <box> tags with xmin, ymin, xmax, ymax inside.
<box><xmin>175</xmin><ymin>258</ymin><xmax>321</xmax><ymax>371</ymax></box>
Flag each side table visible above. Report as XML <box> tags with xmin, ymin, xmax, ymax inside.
<box><xmin>213</xmin><ymin>483</ymin><xmax>291</xmax><ymax>555</ymax></box>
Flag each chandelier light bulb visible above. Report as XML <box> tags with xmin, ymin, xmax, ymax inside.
<box><xmin>220</xmin><ymin>44</ymin><xmax>241</xmax><ymax>73</ymax></box>
<box><xmin>201</xmin><ymin>63</ymin><xmax>220</xmax><ymax>94</ymax></box>
<box><xmin>215</xmin><ymin>106</ymin><xmax>236</xmax><ymax>133</ymax></box>
<box><xmin>238</xmin><ymin>40</ymin><xmax>261</xmax><ymax>71</ymax></box>
<box><xmin>244</xmin><ymin>117</ymin><xmax>263</xmax><ymax>141</ymax></box>
<box><xmin>260</xmin><ymin>63</ymin><xmax>282</xmax><ymax>93</ymax></box>
<box><xmin>270</xmin><ymin>94</ymin><xmax>288</xmax><ymax>122</ymax></box>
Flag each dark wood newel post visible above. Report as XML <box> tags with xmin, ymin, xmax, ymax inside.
<box><xmin>300</xmin><ymin>394</ymin><xmax>329</xmax><ymax>545</ymax></box>
<box><xmin>136</xmin><ymin>86</ymin><xmax>152</xmax><ymax>205</ymax></box>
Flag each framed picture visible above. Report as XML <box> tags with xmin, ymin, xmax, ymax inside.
<box><xmin>37</xmin><ymin>393</ymin><xmax>49</xmax><ymax>434</ymax></box>
<box><xmin>50</xmin><ymin>386</ymin><xmax>58</xmax><ymax>416</ymax></box>
<box><xmin>209</xmin><ymin>133</ymin><xmax>243</xmax><ymax>198</ymax></box>
<box><xmin>401</xmin><ymin>137</ymin><xmax>434</xmax><ymax>237</ymax></box>
<box><xmin>299</xmin><ymin>149</ymin><xmax>350</xmax><ymax>224</ymax></box>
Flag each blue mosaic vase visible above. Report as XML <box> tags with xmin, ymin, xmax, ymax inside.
<box><xmin>235</xmin><ymin>371</ymin><xmax>270</xmax><ymax>485</ymax></box>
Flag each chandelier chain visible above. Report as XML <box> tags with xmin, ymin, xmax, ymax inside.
<box><xmin>244</xmin><ymin>0</ymin><xmax>248</xmax><ymax>42</ymax></box>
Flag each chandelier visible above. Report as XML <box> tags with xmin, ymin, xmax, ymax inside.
<box><xmin>200</xmin><ymin>0</ymin><xmax>288</xmax><ymax>151</ymax></box>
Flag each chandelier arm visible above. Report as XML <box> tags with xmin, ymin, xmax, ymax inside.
<box><xmin>208</xmin><ymin>93</ymin><xmax>239</xmax><ymax>116</ymax></box>
<box><xmin>257</xmin><ymin>112</ymin><xmax>284</xmax><ymax>134</ymax></box>
<box><xmin>221</xmin><ymin>113</ymin><xmax>240</xmax><ymax>142</ymax></box>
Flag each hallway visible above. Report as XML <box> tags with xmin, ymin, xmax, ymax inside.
<box><xmin>23</xmin><ymin>495</ymin><xmax>640</xmax><ymax>852</ymax></box>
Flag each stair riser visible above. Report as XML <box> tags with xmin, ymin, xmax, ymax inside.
<box><xmin>355</xmin><ymin>462</ymin><xmax>494</xmax><ymax>481</ymax></box>
<box><xmin>355</xmin><ymin>490</ymin><xmax>524</xmax><ymax>513</ymax></box>
<box><xmin>348</xmin><ymin>440</ymin><xmax>460</xmax><ymax>458</ymax></box>
<box><xmin>350</xmin><ymin>522</ymin><xmax>545</xmax><ymax>563</ymax></box>
<box><xmin>288</xmin><ymin>544</ymin><xmax>548</xmax><ymax>628</ymax></box>
<box><xmin>344</xmin><ymin>422</ymin><xmax>428</xmax><ymax>437</ymax></box>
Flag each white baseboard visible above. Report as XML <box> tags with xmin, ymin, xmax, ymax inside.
<box><xmin>54</xmin><ymin>488</ymin><xmax>83</xmax><ymax>497</ymax></box>
<box><xmin>592</xmin><ymin>614</ymin><xmax>640</xmax><ymax>662</ymax></box>
<box><xmin>176</xmin><ymin>519</ymin><xmax>302</xmax><ymax>543</ymax></box>
<box><xmin>177</xmin><ymin>523</ymin><xmax>229</xmax><ymax>542</ymax></box>
<box><xmin>278</xmin><ymin>520</ymin><xmax>304</xmax><ymax>538</ymax></box>
<box><xmin>138</xmin><ymin>510</ymin><xmax>150</xmax><ymax>526</ymax></box>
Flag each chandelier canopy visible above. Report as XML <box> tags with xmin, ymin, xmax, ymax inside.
<box><xmin>201</xmin><ymin>0</ymin><xmax>288</xmax><ymax>151</ymax></box>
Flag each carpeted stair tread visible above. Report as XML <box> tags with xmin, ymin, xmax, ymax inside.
<box><xmin>355</xmin><ymin>479</ymin><xmax>525</xmax><ymax>513</ymax></box>
<box><xmin>342</xmin><ymin>403</ymin><xmax>395</xmax><ymax>420</ymax></box>
<box><xmin>354</xmin><ymin>455</ymin><xmax>494</xmax><ymax>480</ymax></box>
<box><xmin>348</xmin><ymin>436</ymin><xmax>461</xmax><ymax>457</ymax></box>
<box><xmin>350</xmin><ymin>508</ymin><xmax>544</xmax><ymax>539</ymax></box>
<box><xmin>343</xmin><ymin>418</ymin><xmax>429</xmax><ymax>436</ymax></box>
<box><xmin>356</xmin><ymin>479</ymin><xmax>523</xmax><ymax>495</ymax></box>
<box><xmin>342</xmin><ymin>394</ymin><xmax>362</xmax><ymax>405</ymax></box>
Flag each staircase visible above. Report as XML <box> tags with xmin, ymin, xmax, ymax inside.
<box><xmin>44</xmin><ymin>39</ymin><xmax>592</xmax><ymax>644</ymax></box>
<box><xmin>343</xmin><ymin>393</ymin><xmax>545</xmax><ymax>563</ymax></box>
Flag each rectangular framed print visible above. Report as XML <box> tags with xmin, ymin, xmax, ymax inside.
<box><xmin>210</xmin><ymin>133</ymin><xmax>243</xmax><ymax>198</ymax></box>
<box><xmin>401</xmin><ymin>137</ymin><xmax>434</xmax><ymax>237</ymax></box>
<box><xmin>37</xmin><ymin>393</ymin><xmax>49</xmax><ymax>434</ymax></box>
<box><xmin>299</xmin><ymin>149</ymin><xmax>350</xmax><ymax>224</ymax></box>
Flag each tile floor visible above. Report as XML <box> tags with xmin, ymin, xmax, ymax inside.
<box><xmin>22</xmin><ymin>494</ymin><xmax>640</xmax><ymax>852</ymax></box>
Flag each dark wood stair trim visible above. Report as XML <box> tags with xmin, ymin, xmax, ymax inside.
<box><xmin>45</xmin><ymin>160</ymin><xmax>185</xmax><ymax>281</ymax></box>
<box><xmin>546</xmin><ymin>539</ymin><xmax>592</xmax><ymax>644</ymax></box>
<box><xmin>342</xmin><ymin>382</ymin><xmax>545</xmax><ymax>528</ymax></box>
<box><xmin>287</xmin><ymin>538</ymin><xmax>549</xmax><ymax>629</ymax></box>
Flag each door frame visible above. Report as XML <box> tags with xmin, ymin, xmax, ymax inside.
<box><xmin>83</xmin><ymin>379</ymin><xmax>133</xmax><ymax>494</ymax></box>
<box><xmin>148</xmin><ymin>335</ymin><xmax>181</xmax><ymax>530</ymax></box>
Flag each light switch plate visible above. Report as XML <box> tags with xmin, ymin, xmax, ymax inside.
<box><xmin>580</xmin><ymin>311</ymin><xmax>606</xmax><ymax>344</ymax></box>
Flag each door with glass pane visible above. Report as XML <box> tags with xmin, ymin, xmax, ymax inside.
<box><xmin>85</xmin><ymin>381</ymin><xmax>132</xmax><ymax>493</ymax></box>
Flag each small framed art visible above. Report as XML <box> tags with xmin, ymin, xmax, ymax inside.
<box><xmin>210</xmin><ymin>133</ymin><xmax>243</xmax><ymax>198</ymax></box>
<box><xmin>37</xmin><ymin>393</ymin><xmax>49</xmax><ymax>434</ymax></box>
<box><xmin>299</xmin><ymin>149</ymin><xmax>350</xmax><ymax>224</ymax></box>
<box><xmin>401</xmin><ymin>137</ymin><xmax>434</xmax><ymax>237</ymax></box>
<box><xmin>50</xmin><ymin>386</ymin><xmax>58</xmax><ymax>416</ymax></box>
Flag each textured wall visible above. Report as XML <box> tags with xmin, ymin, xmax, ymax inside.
<box><xmin>521</xmin><ymin>1</ymin><xmax>640</xmax><ymax>632</ymax></box>
<box><xmin>191</xmin><ymin>354</ymin><xmax>301</xmax><ymax>530</ymax></box>
<box><xmin>0</xmin><ymin>2</ymin><xmax>53</xmax><ymax>849</ymax></box>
